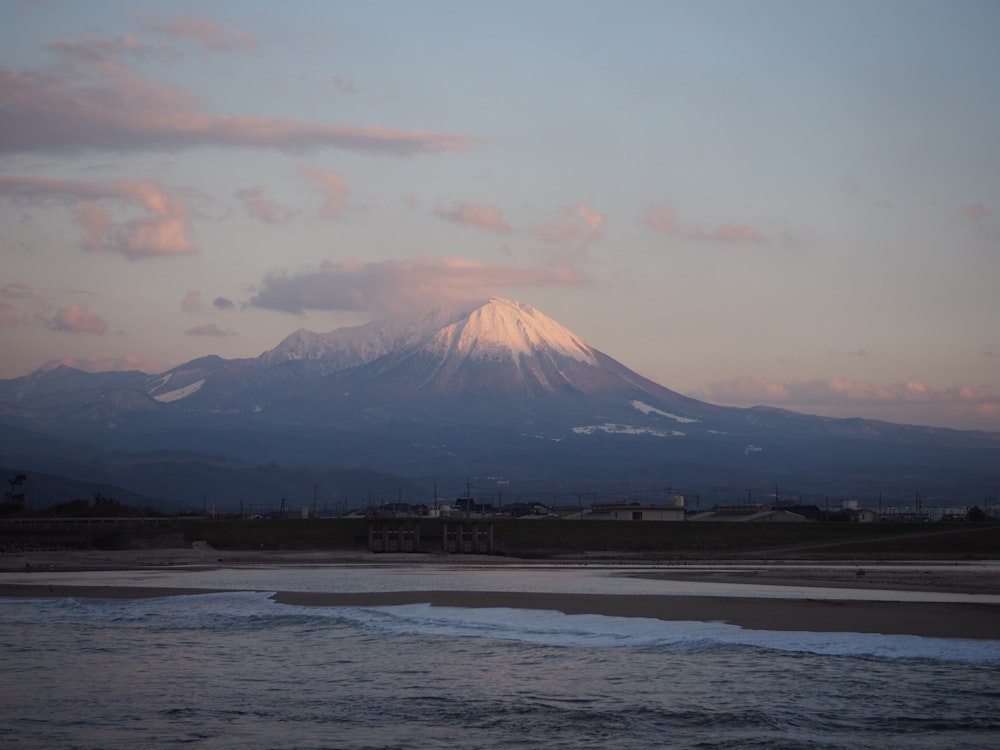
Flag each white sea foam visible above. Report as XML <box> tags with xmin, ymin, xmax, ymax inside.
<box><xmin>340</xmin><ymin>602</ymin><xmax>1000</xmax><ymax>664</ymax></box>
<box><xmin>7</xmin><ymin>592</ymin><xmax>996</xmax><ymax>664</ymax></box>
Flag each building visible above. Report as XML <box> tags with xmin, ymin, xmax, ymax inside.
<box><xmin>591</xmin><ymin>496</ymin><xmax>685</xmax><ymax>522</ymax></box>
<box><xmin>688</xmin><ymin>503</ymin><xmax>808</xmax><ymax>522</ymax></box>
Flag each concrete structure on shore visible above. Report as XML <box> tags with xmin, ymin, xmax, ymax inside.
<box><xmin>366</xmin><ymin>513</ymin><xmax>494</xmax><ymax>553</ymax></box>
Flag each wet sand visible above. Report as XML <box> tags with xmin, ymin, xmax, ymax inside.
<box><xmin>2</xmin><ymin>549</ymin><xmax>999</xmax><ymax>640</ymax></box>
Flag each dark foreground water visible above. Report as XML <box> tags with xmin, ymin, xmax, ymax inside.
<box><xmin>2</xmin><ymin>590</ymin><xmax>999</xmax><ymax>749</ymax></box>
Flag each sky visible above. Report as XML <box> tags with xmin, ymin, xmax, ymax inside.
<box><xmin>1</xmin><ymin>0</ymin><xmax>998</xmax><ymax>432</ymax></box>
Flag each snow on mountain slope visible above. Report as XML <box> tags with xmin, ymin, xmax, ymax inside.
<box><xmin>631</xmin><ymin>400</ymin><xmax>699</xmax><ymax>423</ymax></box>
<box><xmin>257</xmin><ymin>307</ymin><xmax>463</xmax><ymax>370</ymax></box>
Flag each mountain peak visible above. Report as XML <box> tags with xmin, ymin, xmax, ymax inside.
<box><xmin>426</xmin><ymin>298</ymin><xmax>597</xmax><ymax>364</ymax></box>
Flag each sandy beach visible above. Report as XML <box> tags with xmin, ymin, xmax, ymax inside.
<box><xmin>2</xmin><ymin>548</ymin><xmax>999</xmax><ymax>640</ymax></box>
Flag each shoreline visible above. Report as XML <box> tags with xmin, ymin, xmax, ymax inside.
<box><xmin>3</xmin><ymin>549</ymin><xmax>1000</xmax><ymax>640</ymax></box>
<box><xmin>1</xmin><ymin>583</ymin><xmax>997</xmax><ymax>639</ymax></box>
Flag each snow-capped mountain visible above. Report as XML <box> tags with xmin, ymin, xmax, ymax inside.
<box><xmin>1</xmin><ymin>298</ymin><xmax>998</xmax><ymax>504</ymax></box>
<box><xmin>424</xmin><ymin>298</ymin><xmax>596</xmax><ymax>364</ymax></box>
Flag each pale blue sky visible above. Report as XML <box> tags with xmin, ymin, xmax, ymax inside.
<box><xmin>1</xmin><ymin>0</ymin><xmax>998</xmax><ymax>429</ymax></box>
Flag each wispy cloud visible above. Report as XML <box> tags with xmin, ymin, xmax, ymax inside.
<box><xmin>213</xmin><ymin>297</ymin><xmax>235</xmax><ymax>310</ymax></box>
<box><xmin>534</xmin><ymin>203</ymin><xmax>605</xmax><ymax>247</ymax></box>
<box><xmin>964</xmin><ymin>202</ymin><xmax>992</xmax><ymax>222</ymax></box>
<box><xmin>0</xmin><ymin>175</ymin><xmax>197</xmax><ymax>258</ymax></box>
<box><xmin>330</xmin><ymin>74</ymin><xmax>358</xmax><ymax>94</ymax></box>
<box><xmin>249</xmin><ymin>256</ymin><xmax>586</xmax><ymax>316</ymax></box>
<box><xmin>838</xmin><ymin>175</ymin><xmax>860</xmax><ymax>195</ymax></box>
<box><xmin>147</xmin><ymin>14</ymin><xmax>259</xmax><ymax>54</ymax></box>
<box><xmin>185</xmin><ymin>323</ymin><xmax>236</xmax><ymax>337</ymax></box>
<box><xmin>46</xmin><ymin>32</ymin><xmax>175</xmax><ymax>72</ymax></box>
<box><xmin>48</xmin><ymin>303</ymin><xmax>108</xmax><ymax>334</ymax></box>
<box><xmin>643</xmin><ymin>205</ymin><xmax>764</xmax><ymax>244</ymax></box>
<box><xmin>299</xmin><ymin>165</ymin><xmax>350</xmax><ymax>219</ymax></box>
<box><xmin>0</xmin><ymin>40</ymin><xmax>472</xmax><ymax>156</ymax></box>
<box><xmin>963</xmin><ymin>202</ymin><xmax>996</xmax><ymax>240</ymax></box>
<box><xmin>181</xmin><ymin>290</ymin><xmax>202</xmax><ymax>313</ymax></box>
<box><xmin>235</xmin><ymin>186</ymin><xmax>296</xmax><ymax>223</ymax></box>
<box><xmin>697</xmin><ymin>375</ymin><xmax>1000</xmax><ymax>430</ymax></box>
<box><xmin>0</xmin><ymin>282</ymin><xmax>52</xmax><ymax>327</ymax></box>
<box><xmin>434</xmin><ymin>201</ymin><xmax>512</xmax><ymax>233</ymax></box>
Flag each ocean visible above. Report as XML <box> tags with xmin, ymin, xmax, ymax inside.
<box><xmin>2</xmin><ymin>564</ymin><xmax>999</xmax><ymax>749</ymax></box>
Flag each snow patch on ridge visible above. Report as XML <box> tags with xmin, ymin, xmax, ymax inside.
<box><xmin>573</xmin><ymin>423</ymin><xmax>685</xmax><ymax>437</ymax></box>
<box><xmin>259</xmin><ymin>309</ymin><xmax>462</xmax><ymax>368</ymax></box>
<box><xmin>147</xmin><ymin>373</ymin><xmax>172</xmax><ymax>391</ymax></box>
<box><xmin>154</xmin><ymin>379</ymin><xmax>205</xmax><ymax>403</ymax></box>
<box><xmin>631</xmin><ymin>400</ymin><xmax>698</xmax><ymax>423</ymax></box>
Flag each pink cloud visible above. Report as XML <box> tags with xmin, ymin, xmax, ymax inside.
<box><xmin>0</xmin><ymin>282</ymin><xmax>52</xmax><ymax>327</ymax></box>
<box><xmin>114</xmin><ymin>181</ymin><xmax>197</xmax><ymax>257</ymax></box>
<box><xmin>0</xmin><ymin>174</ymin><xmax>197</xmax><ymax>258</ymax></box>
<box><xmin>0</xmin><ymin>50</ymin><xmax>472</xmax><ymax>155</ymax></box>
<box><xmin>696</xmin><ymin>375</ymin><xmax>1000</xmax><ymax>430</ymax></box>
<box><xmin>181</xmin><ymin>290</ymin><xmax>202</xmax><ymax>313</ymax></box>
<box><xmin>235</xmin><ymin>186</ymin><xmax>296</xmax><ymax>223</ymax></box>
<box><xmin>40</xmin><ymin>354</ymin><xmax>168</xmax><ymax>373</ymax></box>
<box><xmin>73</xmin><ymin>202</ymin><xmax>116</xmax><ymax>252</ymax></box>
<box><xmin>148</xmin><ymin>15</ymin><xmax>258</xmax><ymax>53</ymax></box>
<box><xmin>49</xmin><ymin>303</ymin><xmax>108</xmax><ymax>334</ymax></box>
<box><xmin>838</xmin><ymin>176</ymin><xmax>860</xmax><ymax>194</ymax></box>
<box><xmin>642</xmin><ymin>206</ymin><xmax>683</xmax><ymax>236</ymax></box>
<box><xmin>250</xmin><ymin>256</ymin><xmax>586</xmax><ymax>316</ymax></box>
<box><xmin>299</xmin><ymin>165</ymin><xmax>350</xmax><ymax>219</ymax></box>
<box><xmin>643</xmin><ymin>205</ymin><xmax>764</xmax><ymax>244</ymax></box>
<box><xmin>535</xmin><ymin>203</ymin><xmax>605</xmax><ymax>246</ymax></box>
<box><xmin>185</xmin><ymin>323</ymin><xmax>235</xmax><ymax>337</ymax></box>
<box><xmin>434</xmin><ymin>201</ymin><xmax>512</xmax><ymax>232</ymax></box>
<box><xmin>964</xmin><ymin>202</ymin><xmax>992</xmax><ymax>222</ymax></box>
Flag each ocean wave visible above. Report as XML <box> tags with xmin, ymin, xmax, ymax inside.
<box><xmin>4</xmin><ymin>592</ymin><xmax>999</xmax><ymax>665</ymax></box>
